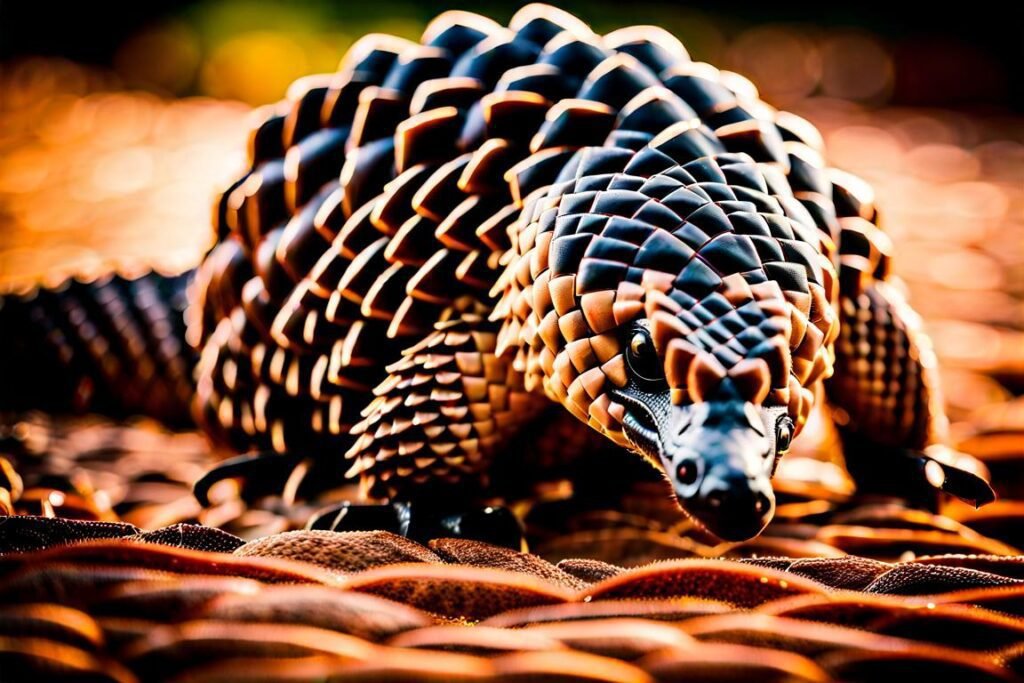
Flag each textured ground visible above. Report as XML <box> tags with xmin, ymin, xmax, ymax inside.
<box><xmin>1</xmin><ymin>58</ymin><xmax>1023</xmax><ymax>681</ymax></box>
<box><xmin>2</xmin><ymin>513</ymin><xmax>1024</xmax><ymax>682</ymax></box>
<box><xmin>1</xmin><ymin>353</ymin><xmax>1021</xmax><ymax>683</ymax></box>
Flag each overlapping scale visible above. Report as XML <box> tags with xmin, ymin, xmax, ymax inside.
<box><xmin>186</xmin><ymin>3</ymin><xmax>861</xmax><ymax>498</ymax></box>
<box><xmin>1</xmin><ymin>3</ymin><xmax>985</xmax><ymax>513</ymax></box>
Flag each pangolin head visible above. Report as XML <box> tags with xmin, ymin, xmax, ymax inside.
<box><xmin>496</xmin><ymin>128</ymin><xmax>839</xmax><ymax>541</ymax></box>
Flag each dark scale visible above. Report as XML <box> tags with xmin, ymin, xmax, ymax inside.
<box><xmin>0</xmin><ymin>272</ymin><xmax>194</xmax><ymax>427</ymax></box>
<box><xmin>0</xmin><ymin>5</ymin><xmax>994</xmax><ymax>547</ymax></box>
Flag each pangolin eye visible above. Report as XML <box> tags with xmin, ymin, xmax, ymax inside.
<box><xmin>775</xmin><ymin>416</ymin><xmax>794</xmax><ymax>453</ymax></box>
<box><xmin>676</xmin><ymin>460</ymin><xmax>698</xmax><ymax>486</ymax></box>
<box><xmin>625</xmin><ymin>329</ymin><xmax>664</xmax><ymax>385</ymax></box>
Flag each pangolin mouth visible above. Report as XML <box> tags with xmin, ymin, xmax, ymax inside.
<box><xmin>611</xmin><ymin>390</ymin><xmax>662</xmax><ymax>460</ymax></box>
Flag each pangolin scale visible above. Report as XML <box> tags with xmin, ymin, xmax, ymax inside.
<box><xmin>0</xmin><ymin>5</ymin><xmax>995</xmax><ymax>540</ymax></box>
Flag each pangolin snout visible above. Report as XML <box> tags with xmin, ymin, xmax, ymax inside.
<box><xmin>682</xmin><ymin>465</ymin><xmax>774</xmax><ymax>541</ymax></box>
<box><xmin>662</xmin><ymin>403</ymin><xmax>776</xmax><ymax>541</ymax></box>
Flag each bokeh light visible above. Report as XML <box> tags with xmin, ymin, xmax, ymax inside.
<box><xmin>0</xmin><ymin>59</ymin><xmax>249</xmax><ymax>290</ymax></box>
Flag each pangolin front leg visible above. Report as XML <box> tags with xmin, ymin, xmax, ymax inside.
<box><xmin>826</xmin><ymin>210</ymin><xmax>995</xmax><ymax>507</ymax></box>
<box><xmin>308</xmin><ymin>298</ymin><xmax>548</xmax><ymax>546</ymax></box>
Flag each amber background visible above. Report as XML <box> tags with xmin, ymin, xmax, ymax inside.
<box><xmin>1</xmin><ymin>1</ymin><xmax>1022</xmax><ymax>426</ymax></box>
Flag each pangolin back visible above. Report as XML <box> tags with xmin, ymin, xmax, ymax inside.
<box><xmin>188</xmin><ymin>5</ymin><xmax>873</xmax><ymax>496</ymax></box>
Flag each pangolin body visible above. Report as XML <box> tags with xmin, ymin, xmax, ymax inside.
<box><xmin>0</xmin><ymin>5</ymin><xmax>995</xmax><ymax>540</ymax></box>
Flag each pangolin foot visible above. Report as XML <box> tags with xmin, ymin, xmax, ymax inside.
<box><xmin>843</xmin><ymin>438</ymin><xmax>996</xmax><ymax>510</ymax></box>
<box><xmin>306</xmin><ymin>501</ymin><xmax>524</xmax><ymax>550</ymax></box>
<box><xmin>193</xmin><ymin>451</ymin><xmax>302</xmax><ymax>507</ymax></box>
<box><xmin>193</xmin><ymin>451</ymin><xmax>349</xmax><ymax>507</ymax></box>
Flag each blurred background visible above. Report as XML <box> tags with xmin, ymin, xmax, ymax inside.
<box><xmin>0</xmin><ymin>1</ymin><xmax>1021</xmax><ymax>546</ymax></box>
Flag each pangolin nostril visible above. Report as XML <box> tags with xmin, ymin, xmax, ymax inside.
<box><xmin>705</xmin><ymin>489</ymin><xmax>726</xmax><ymax>508</ymax></box>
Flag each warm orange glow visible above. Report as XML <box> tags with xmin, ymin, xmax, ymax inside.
<box><xmin>0</xmin><ymin>59</ymin><xmax>249</xmax><ymax>291</ymax></box>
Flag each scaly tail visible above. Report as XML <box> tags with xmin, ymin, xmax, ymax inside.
<box><xmin>0</xmin><ymin>270</ymin><xmax>197</xmax><ymax>426</ymax></box>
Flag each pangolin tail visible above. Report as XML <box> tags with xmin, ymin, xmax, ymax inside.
<box><xmin>0</xmin><ymin>270</ymin><xmax>197</xmax><ymax>426</ymax></box>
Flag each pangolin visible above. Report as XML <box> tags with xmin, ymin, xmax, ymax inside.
<box><xmin>0</xmin><ymin>5</ymin><xmax>995</xmax><ymax>541</ymax></box>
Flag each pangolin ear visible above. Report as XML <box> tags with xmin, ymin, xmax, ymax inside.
<box><xmin>725</xmin><ymin>358</ymin><xmax>772</xmax><ymax>405</ymax></box>
<box><xmin>644</xmin><ymin>288</ymin><xmax>694</xmax><ymax>363</ymax></box>
<box><xmin>642</xmin><ymin>288</ymin><xmax>682</xmax><ymax>320</ymax></box>
<box><xmin>687</xmin><ymin>353</ymin><xmax>728</xmax><ymax>403</ymax></box>
<box><xmin>648</xmin><ymin>309</ymin><xmax>689</xmax><ymax>354</ymax></box>
<box><xmin>665</xmin><ymin>338</ymin><xmax>698</xmax><ymax>391</ymax></box>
